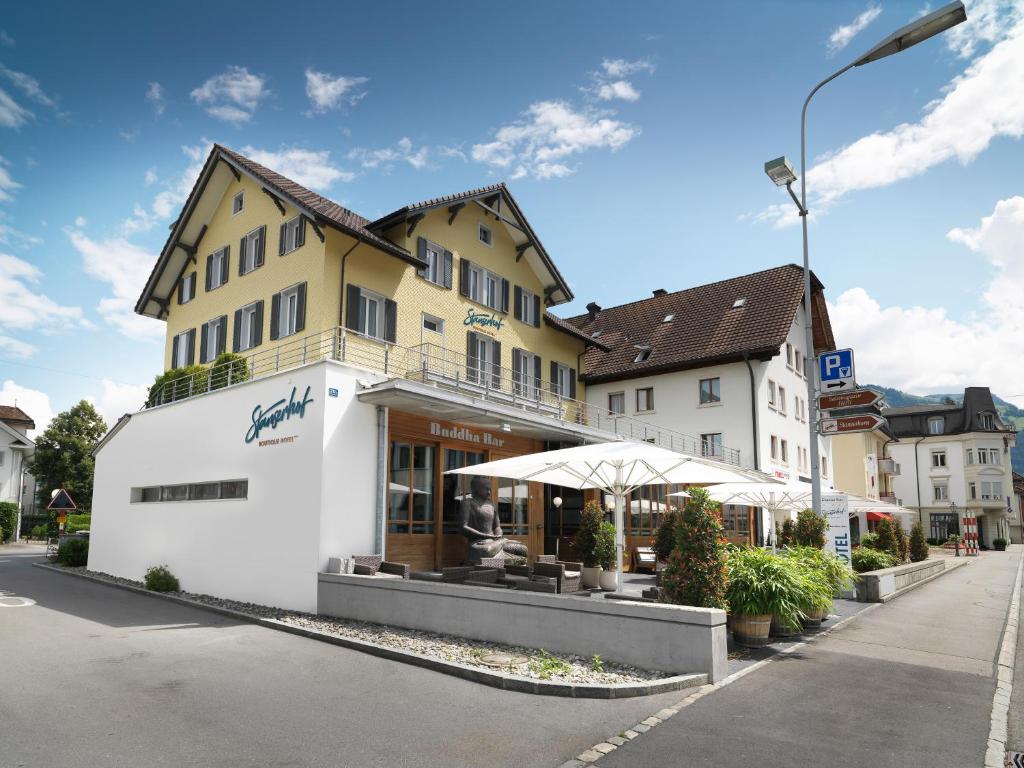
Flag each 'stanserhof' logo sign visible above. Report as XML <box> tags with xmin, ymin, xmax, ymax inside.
<box><xmin>246</xmin><ymin>386</ymin><xmax>314</xmax><ymax>444</ymax></box>
<box><xmin>464</xmin><ymin>308</ymin><xmax>503</xmax><ymax>332</ymax></box>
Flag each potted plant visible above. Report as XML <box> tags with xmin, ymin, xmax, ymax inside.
<box><xmin>575</xmin><ymin>500</ymin><xmax>604</xmax><ymax>588</ymax></box>
<box><xmin>781</xmin><ymin>546</ymin><xmax>852</xmax><ymax>630</ymax></box>
<box><xmin>993</xmin><ymin>538</ymin><xmax>1008</xmax><ymax>552</ymax></box>
<box><xmin>659</xmin><ymin>488</ymin><xmax>729</xmax><ymax>612</ymax></box>
<box><xmin>726</xmin><ymin>547</ymin><xmax>804</xmax><ymax>647</ymax></box>
<box><xmin>595</xmin><ymin>521</ymin><xmax>619</xmax><ymax>591</ymax></box>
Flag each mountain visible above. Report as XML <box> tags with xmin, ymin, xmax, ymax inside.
<box><xmin>865</xmin><ymin>384</ymin><xmax>1024</xmax><ymax>475</ymax></box>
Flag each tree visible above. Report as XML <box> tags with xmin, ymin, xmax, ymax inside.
<box><xmin>874</xmin><ymin>517</ymin><xmax>905</xmax><ymax>563</ymax></box>
<box><xmin>794</xmin><ymin>509</ymin><xmax>827</xmax><ymax>549</ymax></box>
<box><xmin>909</xmin><ymin>521</ymin><xmax>929</xmax><ymax>562</ymax></box>
<box><xmin>653</xmin><ymin>507</ymin><xmax>680</xmax><ymax>561</ymax></box>
<box><xmin>778</xmin><ymin>518</ymin><xmax>795</xmax><ymax>547</ymax></box>
<box><xmin>659</xmin><ymin>487</ymin><xmax>728</xmax><ymax>610</ymax></box>
<box><xmin>27</xmin><ymin>401</ymin><xmax>106</xmax><ymax>515</ymax></box>
<box><xmin>573</xmin><ymin>500</ymin><xmax>604</xmax><ymax>568</ymax></box>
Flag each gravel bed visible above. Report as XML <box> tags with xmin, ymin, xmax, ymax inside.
<box><xmin>65</xmin><ymin>566</ymin><xmax>671</xmax><ymax>685</ymax></box>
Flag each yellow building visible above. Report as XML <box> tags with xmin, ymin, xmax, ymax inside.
<box><xmin>830</xmin><ymin>423</ymin><xmax>902</xmax><ymax>542</ymax></box>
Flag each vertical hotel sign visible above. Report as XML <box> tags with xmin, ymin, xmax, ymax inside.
<box><xmin>821</xmin><ymin>492</ymin><xmax>852</xmax><ymax>564</ymax></box>
<box><xmin>246</xmin><ymin>385</ymin><xmax>314</xmax><ymax>445</ymax></box>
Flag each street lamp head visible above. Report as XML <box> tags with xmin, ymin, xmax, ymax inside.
<box><xmin>854</xmin><ymin>1</ymin><xmax>966</xmax><ymax>66</ymax></box>
<box><xmin>764</xmin><ymin>156</ymin><xmax>798</xmax><ymax>187</ymax></box>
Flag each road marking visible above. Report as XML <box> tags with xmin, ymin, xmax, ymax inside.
<box><xmin>0</xmin><ymin>595</ymin><xmax>36</xmax><ymax>607</ymax></box>
<box><xmin>986</xmin><ymin>549</ymin><xmax>1023</xmax><ymax>768</ymax></box>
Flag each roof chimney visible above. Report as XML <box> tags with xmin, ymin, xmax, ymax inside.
<box><xmin>652</xmin><ymin>288</ymin><xmax>667</xmax><ymax>298</ymax></box>
<box><xmin>586</xmin><ymin>301</ymin><xmax>602</xmax><ymax>321</ymax></box>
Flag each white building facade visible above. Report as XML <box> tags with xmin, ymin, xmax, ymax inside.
<box><xmin>0</xmin><ymin>406</ymin><xmax>36</xmax><ymax>540</ymax></box>
<box><xmin>886</xmin><ymin>389</ymin><xmax>1017</xmax><ymax>548</ymax></box>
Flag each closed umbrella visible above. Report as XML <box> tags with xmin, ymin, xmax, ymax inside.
<box><xmin>444</xmin><ymin>441</ymin><xmax>774</xmax><ymax>590</ymax></box>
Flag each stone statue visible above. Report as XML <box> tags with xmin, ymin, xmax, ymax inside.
<box><xmin>460</xmin><ymin>476</ymin><xmax>529</xmax><ymax>565</ymax></box>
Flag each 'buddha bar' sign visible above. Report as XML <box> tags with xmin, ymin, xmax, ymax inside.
<box><xmin>464</xmin><ymin>308</ymin><xmax>504</xmax><ymax>332</ymax></box>
<box><xmin>246</xmin><ymin>385</ymin><xmax>315</xmax><ymax>444</ymax></box>
<box><xmin>429</xmin><ymin>421</ymin><xmax>505</xmax><ymax>447</ymax></box>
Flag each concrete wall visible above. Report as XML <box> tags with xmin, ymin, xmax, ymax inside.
<box><xmin>317</xmin><ymin>573</ymin><xmax>728</xmax><ymax>681</ymax></box>
<box><xmin>855</xmin><ymin>558</ymin><xmax>948</xmax><ymax>602</ymax></box>
<box><xmin>90</xmin><ymin>360</ymin><xmax>379</xmax><ymax>612</ymax></box>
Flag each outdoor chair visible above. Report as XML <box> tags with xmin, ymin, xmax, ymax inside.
<box><xmin>533</xmin><ymin>560</ymin><xmax>584</xmax><ymax>594</ymax></box>
<box><xmin>633</xmin><ymin>546</ymin><xmax>657</xmax><ymax>573</ymax></box>
<box><xmin>351</xmin><ymin>554</ymin><xmax>410</xmax><ymax>579</ymax></box>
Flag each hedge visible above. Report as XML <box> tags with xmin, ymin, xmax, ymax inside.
<box><xmin>146</xmin><ymin>353</ymin><xmax>250</xmax><ymax>407</ymax></box>
<box><xmin>57</xmin><ymin>537</ymin><xmax>89</xmax><ymax>566</ymax></box>
<box><xmin>0</xmin><ymin>501</ymin><xmax>17</xmax><ymax>542</ymax></box>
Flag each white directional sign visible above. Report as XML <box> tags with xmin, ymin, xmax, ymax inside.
<box><xmin>818</xmin><ymin>348</ymin><xmax>855</xmax><ymax>391</ymax></box>
<box><xmin>819</xmin><ymin>413</ymin><xmax>887</xmax><ymax>435</ymax></box>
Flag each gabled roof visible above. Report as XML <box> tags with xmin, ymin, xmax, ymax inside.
<box><xmin>563</xmin><ymin>264</ymin><xmax>836</xmax><ymax>384</ymax></box>
<box><xmin>884</xmin><ymin>387</ymin><xmax>1017</xmax><ymax>437</ymax></box>
<box><xmin>0</xmin><ymin>418</ymin><xmax>34</xmax><ymax>451</ymax></box>
<box><xmin>0</xmin><ymin>405</ymin><xmax>35</xmax><ymax>431</ymax></box>
<box><xmin>544</xmin><ymin>312</ymin><xmax>610</xmax><ymax>351</ymax></box>
<box><xmin>367</xmin><ymin>182</ymin><xmax>574</xmax><ymax>305</ymax></box>
<box><xmin>135</xmin><ymin>144</ymin><xmax>424</xmax><ymax>319</ymax></box>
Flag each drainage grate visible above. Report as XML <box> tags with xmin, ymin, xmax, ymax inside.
<box><xmin>1007</xmin><ymin>752</ymin><xmax>1024</xmax><ymax>767</ymax></box>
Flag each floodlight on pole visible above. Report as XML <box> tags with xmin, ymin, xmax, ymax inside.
<box><xmin>765</xmin><ymin>0</ymin><xmax>965</xmax><ymax>518</ymax></box>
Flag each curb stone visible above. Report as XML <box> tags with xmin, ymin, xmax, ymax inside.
<box><xmin>31</xmin><ymin>562</ymin><xmax>707</xmax><ymax>699</ymax></box>
<box><xmin>985</xmin><ymin>551</ymin><xmax>1023</xmax><ymax>768</ymax></box>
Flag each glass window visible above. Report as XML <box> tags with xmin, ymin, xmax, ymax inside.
<box><xmin>608</xmin><ymin>392</ymin><xmax>625</xmax><ymax>415</ymax></box>
<box><xmin>190</xmin><ymin>482</ymin><xmax>221</xmax><ymax>501</ymax></box>
<box><xmin>932</xmin><ymin>451</ymin><xmax>946</xmax><ymax>468</ymax></box>
<box><xmin>768</xmin><ymin>380</ymin><xmax>777</xmax><ymax>408</ymax></box>
<box><xmin>778</xmin><ymin>386</ymin><xmax>787</xmax><ymax>415</ymax></box>
<box><xmin>519</xmin><ymin>288</ymin><xmax>537</xmax><ymax>325</ymax></box>
<box><xmin>699</xmin><ymin>377</ymin><xmax>720</xmax><ymax>404</ymax></box>
<box><xmin>930</xmin><ymin>513</ymin><xmax>959</xmax><ymax>541</ymax></box>
<box><xmin>513</xmin><ymin>350</ymin><xmax>539</xmax><ymax>398</ymax></box>
<box><xmin>209</xmin><ymin>248</ymin><xmax>228</xmax><ymax>290</ymax></box>
<box><xmin>422</xmin><ymin>314</ymin><xmax>444</xmax><ymax>335</ymax></box>
<box><xmin>172</xmin><ymin>330</ymin><xmax>191</xmax><ymax>368</ymax></box>
<box><xmin>771</xmin><ymin>435</ymin><xmax>779</xmax><ymax>460</ymax></box>
<box><xmin>722</xmin><ymin>505</ymin><xmax>750</xmax><ymax>537</ymax></box>
<box><xmin>423</xmin><ymin>243</ymin><xmax>441</xmax><ymax>285</ymax></box>
<box><xmin>979</xmin><ymin>413</ymin><xmax>995</xmax><ymax>429</ymax></box>
<box><xmin>965</xmin><ymin>449</ymin><xmax>974</xmax><ymax>465</ymax></box>
<box><xmin>201</xmin><ymin>317</ymin><xmax>222</xmax><ymax>364</ymax></box>
<box><xmin>928</xmin><ymin>416</ymin><xmax>944</xmax><ymax>435</ymax></box>
<box><xmin>180</xmin><ymin>272</ymin><xmax>195</xmax><ymax>303</ymax></box>
<box><xmin>786</xmin><ymin>343</ymin><xmax>794</xmax><ymax>369</ymax></box>
<box><xmin>701</xmin><ymin>433</ymin><xmax>723</xmax><ymax>458</ymax></box>
<box><xmin>497</xmin><ymin>477</ymin><xmax>529</xmax><ymax>536</ymax></box>
<box><xmin>232</xmin><ymin>191</ymin><xmax>244</xmax><ymax>215</ymax></box>
<box><xmin>934</xmin><ymin>484</ymin><xmax>949</xmax><ymax>501</ymax></box>
<box><xmin>443</xmin><ymin>449</ymin><xmax>486</xmax><ymax>534</ymax></box>
<box><xmin>221</xmin><ymin>480</ymin><xmax>248</xmax><ymax>499</ymax></box>
<box><xmin>821</xmin><ymin>456</ymin><xmax>829</xmax><ymax>477</ymax></box>
<box><xmin>388</xmin><ymin>442</ymin><xmax>435</xmax><ymax>535</ymax></box>
<box><xmin>141</xmin><ymin>487</ymin><xmax>160</xmax><ymax>503</ymax></box>
<box><xmin>466</xmin><ymin>263</ymin><xmax>504</xmax><ymax>311</ymax></box>
<box><xmin>780</xmin><ymin>439</ymin><xmax>789</xmax><ymax>464</ymax></box>
<box><xmin>238</xmin><ymin>302</ymin><xmax>259</xmax><ymax>352</ymax></box>
<box><xmin>636</xmin><ymin>387</ymin><xmax>654</xmax><ymax>412</ymax></box>
<box><xmin>281</xmin><ymin>217</ymin><xmax>303</xmax><ymax>255</ymax></box>
<box><xmin>970</xmin><ymin>482</ymin><xmax>977</xmax><ymax>500</ymax></box>
<box><xmin>241</xmin><ymin>228</ymin><xmax>262</xmax><ymax>274</ymax></box>
<box><xmin>279</xmin><ymin>284</ymin><xmax>303</xmax><ymax>339</ymax></box>
<box><xmin>479</xmin><ymin>224</ymin><xmax>492</xmax><ymax>246</ymax></box>
<box><xmin>624</xmin><ymin>485</ymin><xmax>673</xmax><ymax>536</ymax></box>
<box><xmin>160</xmin><ymin>484</ymin><xmax>189</xmax><ymax>502</ymax></box>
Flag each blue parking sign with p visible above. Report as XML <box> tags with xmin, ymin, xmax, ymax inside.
<box><xmin>819</xmin><ymin>348</ymin><xmax>855</xmax><ymax>388</ymax></box>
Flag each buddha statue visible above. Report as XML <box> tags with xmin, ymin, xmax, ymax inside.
<box><xmin>460</xmin><ymin>476</ymin><xmax>528</xmax><ymax>565</ymax></box>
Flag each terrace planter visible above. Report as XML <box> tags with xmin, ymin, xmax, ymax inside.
<box><xmin>732</xmin><ymin>613</ymin><xmax>772</xmax><ymax>647</ymax></box>
<box><xmin>801</xmin><ymin>606</ymin><xmax>829</xmax><ymax>629</ymax></box>
<box><xmin>581</xmin><ymin>566</ymin><xmax>603</xmax><ymax>589</ymax></box>
<box><xmin>770</xmin><ymin>616</ymin><xmax>802</xmax><ymax>638</ymax></box>
<box><xmin>599</xmin><ymin>569</ymin><xmax>620</xmax><ymax>591</ymax></box>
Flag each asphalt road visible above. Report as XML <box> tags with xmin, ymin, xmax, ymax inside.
<box><xmin>0</xmin><ymin>545</ymin><xmax>681</xmax><ymax>768</ymax></box>
<box><xmin>600</xmin><ymin>547</ymin><xmax>1022</xmax><ymax>768</ymax></box>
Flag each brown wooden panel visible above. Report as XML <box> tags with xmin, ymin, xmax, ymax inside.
<box><xmin>388</xmin><ymin>411</ymin><xmax>540</xmax><ymax>455</ymax></box>
<box><xmin>385</xmin><ymin>534</ymin><xmax>435</xmax><ymax>572</ymax></box>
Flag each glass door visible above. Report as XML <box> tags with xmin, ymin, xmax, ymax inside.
<box><xmin>386</xmin><ymin>441</ymin><xmax>437</xmax><ymax>571</ymax></box>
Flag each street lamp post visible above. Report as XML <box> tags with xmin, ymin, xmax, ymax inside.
<box><xmin>765</xmin><ymin>1</ymin><xmax>967</xmax><ymax>515</ymax></box>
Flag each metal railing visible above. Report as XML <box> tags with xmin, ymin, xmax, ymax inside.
<box><xmin>144</xmin><ymin>327</ymin><xmax>743</xmax><ymax>465</ymax></box>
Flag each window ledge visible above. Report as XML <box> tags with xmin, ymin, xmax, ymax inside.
<box><xmin>697</xmin><ymin>402</ymin><xmax>723</xmax><ymax>409</ymax></box>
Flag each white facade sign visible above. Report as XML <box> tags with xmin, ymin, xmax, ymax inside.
<box><xmin>821</xmin><ymin>492</ymin><xmax>852</xmax><ymax>564</ymax></box>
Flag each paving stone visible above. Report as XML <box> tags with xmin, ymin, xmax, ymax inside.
<box><xmin>623</xmin><ymin>730</ymin><xmax>639</xmax><ymax>739</ymax></box>
<box><xmin>576</xmin><ymin>749</ymin><xmax>603</xmax><ymax>763</ymax></box>
<box><xmin>593</xmin><ymin>743</ymin><xmax>616</xmax><ymax>754</ymax></box>
<box><xmin>607</xmin><ymin>736</ymin><xmax>626</xmax><ymax>746</ymax></box>
<box><xmin>642</xmin><ymin>716</ymin><xmax>662</xmax><ymax>726</ymax></box>
<box><xmin>557</xmin><ymin>761</ymin><xmax>585</xmax><ymax>768</ymax></box>
<box><xmin>656</xmin><ymin>708</ymin><xmax>677</xmax><ymax>719</ymax></box>
<box><xmin>633</xmin><ymin>723</ymin><xmax>651</xmax><ymax>733</ymax></box>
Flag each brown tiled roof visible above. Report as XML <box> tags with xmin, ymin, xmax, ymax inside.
<box><xmin>564</xmin><ymin>264</ymin><xmax>831</xmax><ymax>384</ymax></box>
<box><xmin>543</xmin><ymin>312</ymin><xmax>610</xmax><ymax>351</ymax></box>
<box><xmin>369</xmin><ymin>183</ymin><xmax>506</xmax><ymax>228</ymax></box>
<box><xmin>0</xmin><ymin>405</ymin><xmax>35</xmax><ymax>429</ymax></box>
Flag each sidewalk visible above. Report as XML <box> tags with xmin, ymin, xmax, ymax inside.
<box><xmin>593</xmin><ymin>547</ymin><xmax>1022</xmax><ymax>768</ymax></box>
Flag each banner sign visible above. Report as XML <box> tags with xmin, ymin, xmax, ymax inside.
<box><xmin>821</xmin><ymin>492</ymin><xmax>852</xmax><ymax>564</ymax></box>
<box><xmin>246</xmin><ymin>385</ymin><xmax>314</xmax><ymax>444</ymax></box>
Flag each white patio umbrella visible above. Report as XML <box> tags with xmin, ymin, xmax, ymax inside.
<box><xmin>444</xmin><ymin>441</ymin><xmax>773</xmax><ymax>590</ymax></box>
<box><xmin>674</xmin><ymin>481</ymin><xmax>813</xmax><ymax>545</ymax></box>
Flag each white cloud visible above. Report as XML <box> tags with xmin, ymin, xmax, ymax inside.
<box><xmin>945</xmin><ymin>0</ymin><xmax>1024</xmax><ymax>58</ymax></box>
<box><xmin>0</xmin><ymin>217</ymin><xmax>42</xmax><ymax>249</ymax></box>
<box><xmin>0</xmin><ymin>252</ymin><xmax>86</xmax><ymax>358</ymax></box>
<box><xmin>66</xmin><ymin>229</ymin><xmax>163</xmax><ymax>341</ymax></box>
<box><xmin>758</xmin><ymin>15</ymin><xmax>1024</xmax><ymax>228</ymax></box>
<box><xmin>830</xmin><ymin>196</ymin><xmax>1024</xmax><ymax>398</ymax></box>
<box><xmin>146</xmin><ymin>81</ymin><xmax>165</xmax><ymax>116</ymax></box>
<box><xmin>121</xmin><ymin>141</ymin><xmax>210</xmax><ymax>235</ymax></box>
<box><xmin>304</xmin><ymin>69</ymin><xmax>368</xmax><ymax>113</ymax></box>
<box><xmin>596</xmin><ymin>80</ymin><xmax>641</xmax><ymax>102</ymax></box>
<box><xmin>119</xmin><ymin>128</ymin><xmax>139</xmax><ymax>142</ymax></box>
<box><xmin>0</xmin><ymin>157</ymin><xmax>21</xmax><ymax>201</ymax></box>
<box><xmin>827</xmin><ymin>4</ymin><xmax>883</xmax><ymax>56</ymax></box>
<box><xmin>190</xmin><ymin>66</ymin><xmax>268</xmax><ymax>125</ymax></box>
<box><xmin>86</xmin><ymin>379</ymin><xmax>149</xmax><ymax>425</ymax></box>
<box><xmin>0</xmin><ymin>32</ymin><xmax>14</xmax><ymax>48</ymax></box>
<box><xmin>348</xmin><ymin>137</ymin><xmax>431</xmax><ymax>170</ymax></box>
<box><xmin>0</xmin><ymin>64</ymin><xmax>57</xmax><ymax>108</ymax></box>
<box><xmin>144</xmin><ymin>168</ymin><xmax>158</xmax><ymax>186</ymax></box>
<box><xmin>239</xmin><ymin>145</ymin><xmax>354</xmax><ymax>189</ymax></box>
<box><xmin>0</xmin><ymin>87</ymin><xmax>32</xmax><ymax>128</ymax></box>
<box><xmin>73</xmin><ymin>216</ymin><xmax>86</xmax><ymax>227</ymax></box>
<box><xmin>0</xmin><ymin>380</ymin><xmax>54</xmax><ymax>438</ymax></box>
<box><xmin>472</xmin><ymin>100</ymin><xmax>637</xmax><ymax>180</ymax></box>
<box><xmin>600</xmin><ymin>58</ymin><xmax>655</xmax><ymax>78</ymax></box>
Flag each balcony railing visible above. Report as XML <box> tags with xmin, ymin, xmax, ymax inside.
<box><xmin>145</xmin><ymin>327</ymin><xmax>743</xmax><ymax>465</ymax></box>
<box><xmin>877</xmin><ymin>458</ymin><xmax>900</xmax><ymax>476</ymax></box>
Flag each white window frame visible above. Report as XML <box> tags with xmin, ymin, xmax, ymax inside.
<box><xmin>794</xmin><ymin>349</ymin><xmax>803</xmax><ymax>377</ymax></box>
<box><xmin>238</xmin><ymin>302</ymin><xmax>259</xmax><ymax>352</ymax></box>
<box><xmin>608</xmin><ymin>391</ymin><xmax>625</xmax><ymax>415</ymax></box>
<box><xmin>232</xmin><ymin>192</ymin><xmax>244</xmax><ymax>216</ymax></box>
<box><xmin>701</xmin><ymin>433</ymin><xmax>723</xmax><ymax>458</ymax></box>
<box><xmin>928</xmin><ymin>416</ymin><xmax>944</xmax><ymax>435</ymax></box>
<box><xmin>979</xmin><ymin>413</ymin><xmax>995</xmax><ymax>429</ymax></box>
<box><xmin>989</xmin><ymin>448</ymin><xmax>1001</xmax><ymax>464</ymax></box>
<box><xmin>467</xmin><ymin>263</ymin><xmax>503</xmax><ymax>311</ymax></box>
<box><xmin>172</xmin><ymin>330</ymin><xmax>191</xmax><ymax>368</ymax></box>
<box><xmin>202</xmin><ymin>318</ymin><xmax>221</xmax><ymax>364</ymax></box>
<box><xmin>209</xmin><ymin>248</ymin><xmax>228</xmax><ymax>291</ymax></box>
<box><xmin>635</xmin><ymin>386</ymin><xmax>654</xmax><ymax>413</ymax></box>
<box><xmin>786</xmin><ymin>343</ymin><xmax>794</xmax><ymax>369</ymax></box>
<box><xmin>422</xmin><ymin>243</ymin><xmax>441</xmax><ymax>285</ymax></box>
<box><xmin>934</xmin><ymin>484</ymin><xmax>949</xmax><ymax>502</ymax></box>
<box><xmin>422</xmin><ymin>313</ymin><xmax>444</xmax><ymax>336</ymax></box>
<box><xmin>931</xmin><ymin>450</ymin><xmax>947</xmax><ymax>468</ymax></box>
<box><xmin>821</xmin><ymin>455</ymin><xmax>829</xmax><ymax>477</ymax></box>
<box><xmin>514</xmin><ymin>350</ymin><xmax>539</xmax><ymax>398</ymax></box>
<box><xmin>770</xmin><ymin>435</ymin><xmax>779</xmax><ymax>461</ymax></box>
<box><xmin>965</xmin><ymin>449</ymin><xmax>974</xmax><ymax>465</ymax></box>
<box><xmin>180</xmin><ymin>272</ymin><xmax>195</xmax><ymax>303</ymax></box>
<box><xmin>478</xmin><ymin>223</ymin><xmax>493</xmax><ymax>247</ymax></box>
<box><xmin>241</xmin><ymin>228</ymin><xmax>262</xmax><ymax>275</ymax></box>
<box><xmin>778</xmin><ymin>386</ymin><xmax>787</xmax><ymax>415</ymax></box>
<box><xmin>281</xmin><ymin>217</ymin><xmax>303</xmax><ymax>255</ymax></box>
<box><xmin>519</xmin><ymin>287</ymin><xmax>537</xmax><ymax>326</ymax></box>
<box><xmin>280</xmin><ymin>284</ymin><xmax>302</xmax><ymax>339</ymax></box>
<box><xmin>768</xmin><ymin>380</ymin><xmax>777</xmax><ymax>409</ymax></box>
<box><xmin>356</xmin><ymin>287</ymin><xmax>385</xmax><ymax>341</ymax></box>
<box><xmin>780</xmin><ymin>438</ymin><xmax>789</xmax><ymax>464</ymax></box>
<box><xmin>699</xmin><ymin>377</ymin><xmax>721</xmax><ymax>405</ymax></box>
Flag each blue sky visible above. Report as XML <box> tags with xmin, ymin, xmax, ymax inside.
<box><xmin>1</xmin><ymin>0</ymin><xmax>1023</xmax><ymax>432</ymax></box>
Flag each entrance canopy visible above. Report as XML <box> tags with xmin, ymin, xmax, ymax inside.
<box><xmin>444</xmin><ymin>440</ymin><xmax>773</xmax><ymax>589</ymax></box>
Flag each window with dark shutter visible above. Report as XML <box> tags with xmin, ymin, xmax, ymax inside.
<box><xmin>491</xmin><ymin>340</ymin><xmax>501</xmax><ymax>387</ymax></box>
<box><xmin>294</xmin><ymin>283</ymin><xmax>306</xmax><ymax>333</ymax></box>
<box><xmin>216</xmin><ymin>315</ymin><xmax>227</xmax><ymax>356</ymax></box>
<box><xmin>443</xmin><ymin>250</ymin><xmax>453</xmax><ymax>289</ymax></box>
<box><xmin>200</xmin><ymin>322</ymin><xmax>210</xmax><ymax>364</ymax></box>
<box><xmin>186</xmin><ymin>328</ymin><xmax>196</xmax><ymax>366</ymax></box>
<box><xmin>513</xmin><ymin>286</ymin><xmax>523</xmax><ymax>321</ymax></box>
<box><xmin>501</xmin><ymin>279</ymin><xmax>510</xmax><ymax>314</ymax></box>
<box><xmin>171</xmin><ymin>334</ymin><xmax>180</xmax><ymax>368</ymax></box>
<box><xmin>459</xmin><ymin>259</ymin><xmax>470</xmax><ymax>297</ymax></box>
<box><xmin>232</xmin><ymin>309</ymin><xmax>242</xmax><ymax>353</ymax></box>
<box><xmin>550</xmin><ymin>361</ymin><xmax>558</xmax><ymax>394</ymax></box>
<box><xmin>345</xmin><ymin>284</ymin><xmax>361</xmax><ymax>331</ymax></box>
<box><xmin>205</xmin><ymin>254</ymin><xmax>213</xmax><ymax>291</ymax></box>
<box><xmin>532</xmin><ymin>294</ymin><xmax>541</xmax><ymax>328</ymax></box>
<box><xmin>384</xmin><ymin>299</ymin><xmax>397</xmax><ymax>343</ymax></box>
<box><xmin>467</xmin><ymin>331</ymin><xmax>479</xmax><ymax>383</ymax></box>
<box><xmin>270</xmin><ymin>293</ymin><xmax>281</xmax><ymax>341</ymax></box>
<box><xmin>416</xmin><ymin>238</ymin><xmax>427</xmax><ymax>279</ymax></box>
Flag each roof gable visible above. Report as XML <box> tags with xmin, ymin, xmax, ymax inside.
<box><xmin>564</xmin><ymin>264</ymin><xmax>835</xmax><ymax>383</ymax></box>
<box><xmin>367</xmin><ymin>183</ymin><xmax>573</xmax><ymax>306</ymax></box>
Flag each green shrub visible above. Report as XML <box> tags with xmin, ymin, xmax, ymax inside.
<box><xmin>143</xmin><ymin>565</ymin><xmax>180</xmax><ymax>592</ymax></box>
<box><xmin>782</xmin><ymin>545</ymin><xmax>856</xmax><ymax>596</ymax></box>
<box><xmin>993</xmin><ymin>538</ymin><xmax>1008</xmax><ymax>551</ymax></box>
<box><xmin>147</xmin><ymin>365</ymin><xmax>210</xmax><ymax>406</ymax></box>
<box><xmin>208</xmin><ymin>352</ymin><xmax>249</xmax><ymax>391</ymax></box>
<box><xmin>778</xmin><ymin>518</ymin><xmax>795</xmax><ymax>547</ymax></box>
<box><xmin>30</xmin><ymin>524</ymin><xmax>48</xmax><ymax>539</ymax></box>
<box><xmin>57</xmin><ymin>537</ymin><xmax>89</xmax><ymax>566</ymax></box>
<box><xmin>653</xmin><ymin>508</ymin><xmax>679</xmax><ymax>561</ymax></box>
<box><xmin>875</xmin><ymin>517</ymin><xmax>905</xmax><ymax>563</ymax></box>
<box><xmin>851</xmin><ymin>547</ymin><xmax>895</xmax><ymax>574</ymax></box>
<box><xmin>594</xmin><ymin>521</ymin><xmax>616</xmax><ymax>570</ymax></box>
<box><xmin>909</xmin><ymin>521</ymin><xmax>929</xmax><ymax>562</ymax></box>
<box><xmin>65</xmin><ymin>513</ymin><xmax>91</xmax><ymax>534</ymax></box>
<box><xmin>659</xmin><ymin>488</ymin><xmax>728</xmax><ymax>610</ymax></box>
<box><xmin>573</xmin><ymin>500</ymin><xmax>604</xmax><ymax>568</ymax></box>
<box><xmin>0</xmin><ymin>501</ymin><xmax>17</xmax><ymax>542</ymax></box>
<box><xmin>725</xmin><ymin>546</ymin><xmax>806</xmax><ymax>630</ymax></box>
<box><xmin>794</xmin><ymin>509</ymin><xmax>827</xmax><ymax>548</ymax></box>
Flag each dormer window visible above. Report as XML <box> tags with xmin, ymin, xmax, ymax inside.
<box><xmin>927</xmin><ymin>416</ymin><xmax>944</xmax><ymax>435</ymax></box>
<box><xmin>591</xmin><ymin>330</ymin><xmax>602</xmax><ymax>338</ymax></box>
<box><xmin>634</xmin><ymin>345</ymin><xmax>652</xmax><ymax>363</ymax></box>
<box><xmin>979</xmin><ymin>412</ymin><xmax>995</xmax><ymax>430</ymax></box>
<box><xmin>733</xmin><ymin>298</ymin><xmax>747</xmax><ymax>308</ymax></box>
<box><xmin>663</xmin><ymin>314</ymin><xmax>674</xmax><ymax>322</ymax></box>
<box><xmin>479</xmin><ymin>224</ymin><xmax>493</xmax><ymax>246</ymax></box>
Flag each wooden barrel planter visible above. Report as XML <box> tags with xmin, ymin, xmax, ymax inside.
<box><xmin>801</xmin><ymin>606</ymin><xmax>830</xmax><ymax>630</ymax></box>
<box><xmin>732</xmin><ymin>613</ymin><xmax>772</xmax><ymax>647</ymax></box>
<box><xmin>769</xmin><ymin>616</ymin><xmax>802</xmax><ymax>639</ymax></box>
